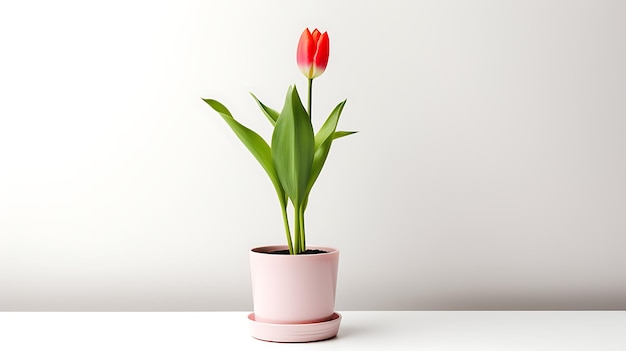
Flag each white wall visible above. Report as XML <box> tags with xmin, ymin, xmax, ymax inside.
<box><xmin>1</xmin><ymin>0</ymin><xmax>625</xmax><ymax>311</ymax></box>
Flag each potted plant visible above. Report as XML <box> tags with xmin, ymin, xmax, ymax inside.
<box><xmin>203</xmin><ymin>28</ymin><xmax>355</xmax><ymax>342</ymax></box>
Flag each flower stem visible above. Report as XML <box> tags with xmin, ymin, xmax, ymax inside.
<box><xmin>299</xmin><ymin>205</ymin><xmax>306</xmax><ymax>252</ymax></box>
<box><xmin>293</xmin><ymin>204</ymin><xmax>301</xmax><ymax>254</ymax></box>
<box><xmin>307</xmin><ymin>78</ymin><xmax>313</xmax><ymax>119</ymax></box>
<box><xmin>281</xmin><ymin>202</ymin><xmax>293</xmax><ymax>255</ymax></box>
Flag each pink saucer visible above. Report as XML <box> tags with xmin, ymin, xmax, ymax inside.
<box><xmin>248</xmin><ymin>312</ymin><xmax>341</xmax><ymax>343</ymax></box>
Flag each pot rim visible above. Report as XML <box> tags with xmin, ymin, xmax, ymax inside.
<box><xmin>250</xmin><ymin>245</ymin><xmax>339</xmax><ymax>256</ymax></box>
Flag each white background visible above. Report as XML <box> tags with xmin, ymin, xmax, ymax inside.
<box><xmin>1</xmin><ymin>0</ymin><xmax>625</xmax><ymax>311</ymax></box>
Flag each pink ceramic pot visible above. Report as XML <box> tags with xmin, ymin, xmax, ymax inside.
<box><xmin>249</xmin><ymin>245</ymin><xmax>339</xmax><ymax>324</ymax></box>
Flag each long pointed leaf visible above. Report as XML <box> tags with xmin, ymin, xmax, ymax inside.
<box><xmin>271</xmin><ymin>86</ymin><xmax>314</xmax><ymax>207</ymax></box>
<box><xmin>303</xmin><ymin>133</ymin><xmax>357</xmax><ymax>211</ymax></box>
<box><xmin>202</xmin><ymin>98</ymin><xmax>286</xmax><ymax>208</ymax></box>
<box><xmin>306</xmin><ymin>101</ymin><xmax>355</xmax><ymax>197</ymax></box>
<box><xmin>307</xmin><ymin>137</ymin><xmax>333</xmax><ymax>197</ymax></box>
<box><xmin>250</xmin><ymin>93</ymin><xmax>279</xmax><ymax>126</ymax></box>
<box><xmin>314</xmin><ymin>100</ymin><xmax>346</xmax><ymax>148</ymax></box>
<box><xmin>334</xmin><ymin>131</ymin><xmax>357</xmax><ymax>140</ymax></box>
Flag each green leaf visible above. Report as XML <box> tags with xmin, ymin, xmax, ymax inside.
<box><xmin>202</xmin><ymin>98</ymin><xmax>286</xmax><ymax>208</ymax></box>
<box><xmin>333</xmin><ymin>131</ymin><xmax>358</xmax><ymax>140</ymax></box>
<box><xmin>271</xmin><ymin>86</ymin><xmax>315</xmax><ymax>207</ymax></box>
<box><xmin>305</xmin><ymin>100</ymin><xmax>353</xmax><ymax>197</ymax></box>
<box><xmin>250</xmin><ymin>93</ymin><xmax>279</xmax><ymax>126</ymax></box>
<box><xmin>306</xmin><ymin>138</ymin><xmax>333</xmax><ymax>198</ymax></box>
<box><xmin>314</xmin><ymin>100</ymin><xmax>346</xmax><ymax>148</ymax></box>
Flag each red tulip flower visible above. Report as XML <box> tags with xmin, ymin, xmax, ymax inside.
<box><xmin>297</xmin><ymin>28</ymin><xmax>329</xmax><ymax>79</ymax></box>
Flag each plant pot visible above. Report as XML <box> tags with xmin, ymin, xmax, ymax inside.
<box><xmin>248</xmin><ymin>245</ymin><xmax>341</xmax><ymax>342</ymax></box>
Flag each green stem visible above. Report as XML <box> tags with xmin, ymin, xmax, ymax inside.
<box><xmin>293</xmin><ymin>204</ymin><xmax>301</xmax><ymax>255</ymax></box>
<box><xmin>301</xmin><ymin>78</ymin><xmax>313</xmax><ymax>254</ymax></box>
<box><xmin>280</xmin><ymin>202</ymin><xmax>293</xmax><ymax>255</ymax></box>
<box><xmin>307</xmin><ymin>78</ymin><xmax>313</xmax><ymax>119</ymax></box>
<box><xmin>299</xmin><ymin>205</ymin><xmax>306</xmax><ymax>252</ymax></box>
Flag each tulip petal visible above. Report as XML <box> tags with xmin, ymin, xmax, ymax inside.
<box><xmin>311</xmin><ymin>29</ymin><xmax>321</xmax><ymax>43</ymax></box>
<box><xmin>296</xmin><ymin>28</ymin><xmax>315</xmax><ymax>78</ymax></box>
<box><xmin>311</xmin><ymin>31</ymin><xmax>329</xmax><ymax>78</ymax></box>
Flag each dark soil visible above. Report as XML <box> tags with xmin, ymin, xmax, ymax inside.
<box><xmin>267</xmin><ymin>249</ymin><xmax>328</xmax><ymax>255</ymax></box>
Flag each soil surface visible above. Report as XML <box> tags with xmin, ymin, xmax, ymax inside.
<box><xmin>267</xmin><ymin>249</ymin><xmax>328</xmax><ymax>255</ymax></box>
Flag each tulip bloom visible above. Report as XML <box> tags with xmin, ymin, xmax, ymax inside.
<box><xmin>297</xmin><ymin>28</ymin><xmax>329</xmax><ymax>79</ymax></box>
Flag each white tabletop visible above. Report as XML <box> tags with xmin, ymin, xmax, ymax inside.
<box><xmin>1</xmin><ymin>311</ymin><xmax>625</xmax><ymax>350</ymax></box>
